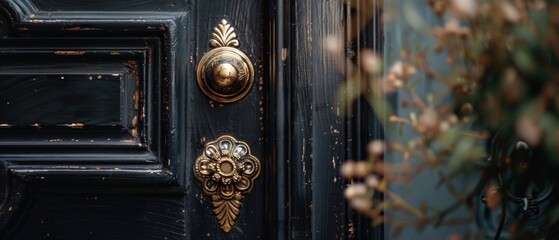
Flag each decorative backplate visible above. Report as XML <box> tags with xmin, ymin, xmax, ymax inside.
<box><xmin>194</xmin><ymin>135</ymin><xmax>260</xmax><ymax>232</ymax></box>
<box><xmin>196</xmin><ymin>19</ymin><xmax>254</xmax><ymax>103</ymax></box>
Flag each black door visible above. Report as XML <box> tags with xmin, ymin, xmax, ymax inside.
<box><xmin>0</xmin><ymin>0</ymin><xmax>379</xmax><ymax>239</ymax></box>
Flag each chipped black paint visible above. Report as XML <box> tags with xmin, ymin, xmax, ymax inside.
<box><xmin>0</xmin><ymin>0</ymin><xmax>188</xmax><ymax>238</ymax></box>
<box><xmin>0</xmin><ymin>0</ymin><xmax>380</xmax><ymax>239</ymax></box>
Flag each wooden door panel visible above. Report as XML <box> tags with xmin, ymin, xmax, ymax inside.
<box><xmin>0</xmin><ymin>37</ymin><xmax>164</xmax><ymax>162</ymax></box>
<box><xmin>8</xmin><ymin>193</ymin><xmax>185</xmax><ymax>239</ymax></box>
<box><xmin>186</xmin><ymin>1</ymin><xmax>265</xmax><ymax>238</ymax></box>
<box><xmin>0</xmin><ymin>0</ymin><xmax>269</xmax><ymax>239</ymax></box>
<box><xmin>0</xmin><ymin>0</ymin><xmax>379</xmax><ymax>239</ymax></box>
<box><xmin>28</xmin><ymin>0</ymin><xmax>188</xmax><ymax>12</ymax></box>
<box><xmin>0</xmin><ymin>73</ymin><xmax>123</xmax><ymax>126</ymax></box>
<box><xmin>0</xmin><ymin>39</ymin><xmax>157</xmax><ymax>150</ymax></box>
<box><xmin>0</xmin><ymin>1</ymin><xmax>187</xmax><ymax>239</ymax></box>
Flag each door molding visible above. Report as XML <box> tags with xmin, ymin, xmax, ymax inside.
<box><xmin>0</xmin><ymin>0</ymin><xmax>186</xmax><ymax>186</ymax></box>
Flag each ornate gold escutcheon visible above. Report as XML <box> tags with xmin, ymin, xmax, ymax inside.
<box><xmin>194</xmin><ymin>135</ymin><xmax>261</xmax><ymax>232</ymax></box>
<box><xmin>196</xmin><ymin>19</ymin><xmax>254</xmax><ymax>103</ymax></box>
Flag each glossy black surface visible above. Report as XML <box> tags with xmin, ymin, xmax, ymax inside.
<box><xmin>0</xmin><ymin>74</ymin><xmax>123</xmax><ymax>126</ymax></box>
<box><xmin>0</xmin><ymin>0</ymin><xmax>380</xmax><ymax>239</ymax></box>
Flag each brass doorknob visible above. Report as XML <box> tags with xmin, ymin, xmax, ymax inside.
<box><xmin>196</xmin><ymin>20</ymin><xmax>254</xmax><ymax>103</ymax></box>
<box><xmin>194</xmin><ymin>135</ymin><xmax>261</xmax><ymax>232</ymax></box>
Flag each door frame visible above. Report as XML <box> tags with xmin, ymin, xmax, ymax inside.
<box><xmin>264</xmin><ymin>0</ymin><xmax>382</xmax><ymax>239</ymax></box>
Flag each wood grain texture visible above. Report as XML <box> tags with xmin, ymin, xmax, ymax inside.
<box><xmin>7</xmin><ymin>194</ymin><xmax>186</xmax><ymax>239</ymax></box>
<box><xmin>0</xmin><ymin>0</ymin><xmax>188</xmax><ymax>238</ymax></box>
<box><xmin>0</xmin><ymin>36</ymin><xmax>164</xmax><ymax>166</ymax></box>
<box><xmin>0</xmin><ymin>0</ymin><xmax>383</xmax><ymax>239</ymax></box>
<box><xmin>184</xmin><ymin>0</ymin><xmax>265</xmax><ymax>239</ymax></box>
<box><xmin>348</xmin><ymin>5</ymin><xmax>385</xmax><ymax>239</ymax></box>
<box><xmin>0</xmin><ymin>74</ymin><xmax>123</xmax><ymax>126</ymax></box>
<box><xmin>287</xmin><ymin>0</ymin><xmax>351</xmax><ymax>239</ymax></box>
<box><xmin>285</xmin><ymin>0</ymin><xmax>381</xmax><ymax>239</ymax></box>
<box><xmin>288</xmin><ymin>0</ymin><xmax>314</xmax><ymax>236</ymax></box>
<box><xmin>30</xmin><ymin>0</ymin><xmax>189</xmax><ymax>12</ymax></box>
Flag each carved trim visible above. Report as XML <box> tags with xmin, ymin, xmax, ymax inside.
<box><xmin>209</xmin><ymin>19</ymin><xmax>240</xmax><ymax>48</ymax></box>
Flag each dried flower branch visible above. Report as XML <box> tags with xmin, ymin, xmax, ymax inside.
<box><xmin>337</xmin><ymin>0</ymin><xmax>559</xmax><ymax>238</ymax></box>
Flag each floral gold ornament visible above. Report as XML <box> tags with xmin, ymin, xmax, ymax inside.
<box><xmin>196</xmin><ymin>19</ymin><xmax>254</xmax><ymax>103</ymax></box>
<box><xmin>194</xmin><ymin>135</ymin><xmax>260</xmax><ymax>232</ymax></box>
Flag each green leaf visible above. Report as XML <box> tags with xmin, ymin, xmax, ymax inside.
<box><xmin>511</xmin><ymin>26</ymin><xmax>538</xmax><ymax>47</ymax></box>
<box><xmin>433</xmin><ymin>126</ymin><xmax>461</xmax><ymax>152</ymax></box>
<box><xmin>449</xmin><ymin>138</ymin><xmax>486</xmax><ymax>174</ymax></box>
<box><xmin>403</xmin><ymin>0</ymin><xmax>430</xmax><ymax>35</ymax></box>
<box><xmin>365</xmin><ymin>92</ymin><xmax>396</xmax><ymax>135</ymax></box>
<box><xmin>336</xmin><ymin>77</ymin><xmax>362</xmax><ymax>115</ymax></box>
<box><xmin>513</xmin><ymin>48</ymin><xmax>537</xmax><ymax>75</ymax></box>
<box><xmin>528</xmin><ymin>9</ymin><xmax>549</xmax><ymax>40</ymax></box>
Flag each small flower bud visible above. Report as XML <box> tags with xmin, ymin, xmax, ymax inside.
<box><xmin>344</xmin><ymin>183</ymin><xmax>368</xmax><ymax>200</ymax></box>
<box><xmin>340</xmin><ymin>160</ymin><xmax>357</xmax><ymax>178</ymax></box>
<box><xmin>500</xmin><ymin>1</ymin><xmax>520</xmax><ymax>23</ymax></box>
<box><xmin>350</xmin><ymin>197</ymin><xmax>373</xmax><ymax>213</ymax></box>
<box><xmin>355</xmin><ymin>161</ymin><xmax>372</xmax><ymax>177</ymax></box>
<box><xmin>323</xmin><ymin>35</ymin><xmax>343</xmax><ymax>54</ymax></box>
<box><xmin>360</xmin><ymin>49</ymin><xmax>382</xmax><ymax>74</ymax></box>
<box><xmin>367</xmin><ymin>140</ymin><xmax>385</xmax><ymax>156</ymax></box>
<box><xmin>451</xmin><ymin>0</ymin><xmax>476</xmax><ymax>17</ymax></box>
<box><xmin>366</xmin><ymin>175</ymin><xmax>380</xmax><ymax>188</ymax></box>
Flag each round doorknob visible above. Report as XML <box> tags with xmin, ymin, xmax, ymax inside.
<box><xmin>196</xmin><ymin>20</ymin><xmax>254</xmax><ymax>103</ymax></box>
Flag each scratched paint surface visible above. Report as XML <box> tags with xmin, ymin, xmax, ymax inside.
<box><xmin>0</xmin><ymin>0</ymin><xmax>380</xmax><ymax>239</ymax></box>
<box><xmin>0</xmin><ymin>0</ymin><xmax>188</xmax><ymax>238</ymax></box>
<box><xmin>184</xmin><ymin>0</ymin><xmax>266</xmax><ymax>239</ymax></box>
<box><xmin>30</xmin><ymin>0</ymin><xmax>188</xmax><ymax>12</ymax></box>
<box><xmin>10</xmin><ymin>194</ymin><xmax>185</xmax><ymax>240</ymax></box>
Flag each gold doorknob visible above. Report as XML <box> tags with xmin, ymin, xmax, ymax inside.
<box><xmin>193</xmin><ymin>135</ymin><xmax>261</xmax><ymax>232</ymax></box>
<box><xmin>196</xmin><ymin>20</ymin><xmax>254</xmax><ymax>103</ymax></box>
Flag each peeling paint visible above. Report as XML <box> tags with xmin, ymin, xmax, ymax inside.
<box><xmin>281</xmin><ymin>48</ymin><xmax>288</xmax><ymax>61</ymax></box>
<box><xmin>63</xmin><ymin>27</ymin><xmax>101</xmax><ymax>31</ymax></box>
<box><xmin>59</xmin><ymin>123</ymin><xmax>84</xmax><ymax>128</ymax></box>
<box><xmin>54</xmin><ymin>51</ymin><xmax>86</xmax><ymax>55</ymax></box>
